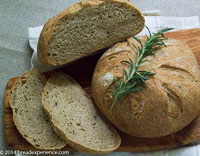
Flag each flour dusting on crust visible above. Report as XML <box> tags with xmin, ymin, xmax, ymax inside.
<box><xmin>101</xmin><ymin>73</ymin><xmax>114</xmax><ymax>87</ymax></box>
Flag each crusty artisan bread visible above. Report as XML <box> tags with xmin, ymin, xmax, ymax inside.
<box><xmin>92</xmin><ymin>37</ymin><xmax>200</xmax><ymax>138</ymax></box>
<box><xmin>37</xmin><ymin>0</ymin><xmax>144</xmax><ymax>66</ymax></box>
<box><xmin>9</xmin><ymin>70</ymin><xmax>67</xmax><ymax>150</ymax></box>
<box><xmin>5</xmin><ymin>74</ymin><xmax>200</xmax><ymax>153</ymax></box>
<box><xmin>42</xmin><ymin>72</ymin><xmax>121</xmax><ymax>154</ymax></box>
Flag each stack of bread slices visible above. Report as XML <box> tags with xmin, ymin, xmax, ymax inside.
<box><xmin>8</xmin><ymin>70</ymin><xmax>121</xmax><ymax>153</ymax></box>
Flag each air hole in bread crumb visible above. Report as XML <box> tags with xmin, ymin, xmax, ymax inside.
<box><xmin>35</xmin><ymin>144</ymin><xmax>40</xmax><ymax>147</ymax></box>
<box><xmin>81</xmin><ymin>128</ymin><xmax>86</xmax><ymax>131</ymax></box>
<box><xmin>15</xmin><ymin>108</ymin><xmax>18</xmax><ymax>113</ymax></box>
<box><xmin>21</xmin><ymin>80</ymin><xmax>26</xmax><ymax>85</ymax></box>
<box><xmin>76</xmin><ymin>123</ymin><xmax>81</xmax><ymax>126</ymax></box>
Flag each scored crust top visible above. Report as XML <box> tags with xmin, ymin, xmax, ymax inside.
<box><xmin>92</xmin><ymin>37</ymin><xmax>200</xmax><ymax>138</ymax></box>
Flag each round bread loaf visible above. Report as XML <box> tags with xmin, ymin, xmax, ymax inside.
<box><xmin>92</xmin><ymin>37</ymin><xmax>200</xmax><ymax>138</ymax></box>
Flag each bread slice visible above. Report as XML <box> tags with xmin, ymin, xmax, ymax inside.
<box><xmin>42</xmin><ymin>72</ymin><xmax>121</xmax><ymax>154</ymax></box>
<box><xmin>9</xmin><ymin>70</ymin><xmax>67</xmax><ymax>150</ymax></box>
<box><xmin>38</xmin><ymin>0</ymin><xmax>145</xmax><ymax>66</ymax></box>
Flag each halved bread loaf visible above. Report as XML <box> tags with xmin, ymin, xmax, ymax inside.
<box><xmin>42</xmin><ymin>72</ymin><xmax>121</xmax><ymax>154</ymax></box>
<box><xmin>38</xmin><ymin>0</ymin><xmax>145</xmax><ymax>66</ymax></box>
<box><xmin>9</xmin><ymin>70</ymin><xmax>67</xmax><ymax>150</ymax></box>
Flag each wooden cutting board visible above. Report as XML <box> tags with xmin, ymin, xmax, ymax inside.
<box><xmin>4</xmin><ymin>28</ymin><xmax>200</xmax><ymax>152</ymax></box>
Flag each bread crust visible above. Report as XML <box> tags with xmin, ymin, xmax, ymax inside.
<box><xmin>7</xmin><ymin>70</ymin><xmax>67</xmax><ymax>150</ymax></box>
<box><xmin>42</xmin><ymin>72</ymin><xmax>121</xmax><ymax>154</ymax></box>
<box><xmin>5</xmin><ymin>74</ymin><xmax>200</xmax><ymax>152</ymax></box>
<box><xmin>92</xmin><ymin>37</ymin><xmax>200</xmax><ymax>138</ymax></box>
<box><xmin>37</xmin><ymin>0</ymin><xmax>145</xmax><ymax>65</ymax></box>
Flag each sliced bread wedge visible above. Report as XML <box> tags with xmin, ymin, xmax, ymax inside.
<box><xmin>38</xmin><ymin>0</ymin><xmax>145</xmax><ymax>66</ymax></box>
<box><xmin>9</xmin><ymin>70</ymin><xmax>67</xmax><ymax>150</ymax></box>
<box><xmin>42</xmin><ymin>72</ymin><xmax>121</xmax><ymax>154</ymax></box>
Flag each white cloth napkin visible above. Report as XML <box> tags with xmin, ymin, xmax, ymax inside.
<box><xmin>27</xmin><ymin>11</ymin><xmax>200</xmax><ymax>156</ymax></box>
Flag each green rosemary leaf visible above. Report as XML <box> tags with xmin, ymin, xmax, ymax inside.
<box><xmin>138</xmin><ymin>71</ymin><xmax>156</xmax><ymax>76</ymax></box>
<box><xmin>131</xmin><ymin>74</ymin><xmax>142</xmax><ymax>80</ymax></box>
<box><xmin>136</xmin><ymin>73</ymin><xmax>149</xmax><ymax>80</ymax></box>
<box><xmin>138</xmin><ymin>59</ymin><xmax>146</xmax><ymax>66</ymax></box>
<box><xmin>131</xmin><ymin>43</ymin><xmax>137</xmax><ymax>51</ymax></box>
<box><xmin>143</xmin><ymin>49</ymin><xmax>154</xmax><ymax>57</ymax></box>
<box><xmin>129</xmin><ymin>86</ymin><xmax>144</xmax><ymax>92</ymax></box>
<box><xmin>123</xmin><ymin>69</ymin><xmax>128</xmax><ymax>79</ymax></box>
<box><xmin>152</xmin><ymin>43</ymin><xmax>165</xmax><ymax>47</ymax></box>
<box><xmin>111</xmin><ymin>85</ymin><xmax>116</xmax><ymax>94</ymax></box>
<box><xmin>119</xmin><ymin>78</ymin><xmax>124</xmax><ymax>89</ymax></box>
<box><xmin>129</xmin><ymin>87</ymin><xmax>144</xmax><ymax>93</ymax></box>
<box><xmin>145</xmin><ymin>25</ymin><xmax>152</xmax><ymax>37</ymax></box>
<box><xmin>158</xmin><ymin>38</ymin><xmax>167</xmax><ymax>47</ymax></box>
<box><xmin>133</xmin><ymin>36</ymin><xmax>143</xmax><ymax>49</ymax></box>
<box><xmin>128</xmin><ymin>81</ymin><xmax>138</xmax><ymax>89</ymax></box>
<box><xmin>113</xmin><ymin>78</ymin><xmax>120</xmax><ymax>87</ymax></box>
<box><xmin>110</xmin><ymin>26</ymin><xmax>173</xmax><ymax>109</ymax></box>
<box><xmin>129</xmin><ymin>58</ymin><xmax>134</xmax><ymax>65</ymax></box>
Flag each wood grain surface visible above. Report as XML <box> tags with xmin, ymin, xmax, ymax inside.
<box><xmin>4</xmin><ymin>29</ymin><xmax>200</xmax><ymax>152</ymax></box>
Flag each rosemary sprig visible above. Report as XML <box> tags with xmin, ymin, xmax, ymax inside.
<box><xmin>111</xmin><ymin>27</ymin><xmax>173</xmax><ymax>109</ymax></box>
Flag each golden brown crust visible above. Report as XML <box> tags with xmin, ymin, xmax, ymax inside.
<box><xmin>92</xmin><ymin>37</ymin><xmax>200</xmax><ymax>138</ymax></box>
<box><xmin>4</xmin><ymin>77</ymin><xmax>19</xmax><ymax>110</ymax></box>
<box><xmin>5</xmin><ymin>75</ymin><xmax>200</xmax><ymax>152</ymax></box>
<box><xmin>43</xmin><ymin>107</ymin><xmax>121</xmax><ymax>154</ymax></box>
<box><xmin>5</xmin><ymin>73</ymin><xmax>200</xmax><ymax>152</ymax></box>
<box><xmin>37</xmin><ymin>0</ymin><xmax>145</xmax><ymax>65</ymax></box>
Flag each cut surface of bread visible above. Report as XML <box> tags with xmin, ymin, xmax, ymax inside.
<box><xmin>42</xmin><ymin>72</ymin><xmax>121</xmax><ymax>154</ymax></box>
<box><xmin>9</xmin><ymin>70</ymin><xmax>67</xmax><ymax>150</ymax></box>
<box><xmin>38</xmin><ymin>0</ymin><xmax>145</xmax><ymax>66</ymax></box>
